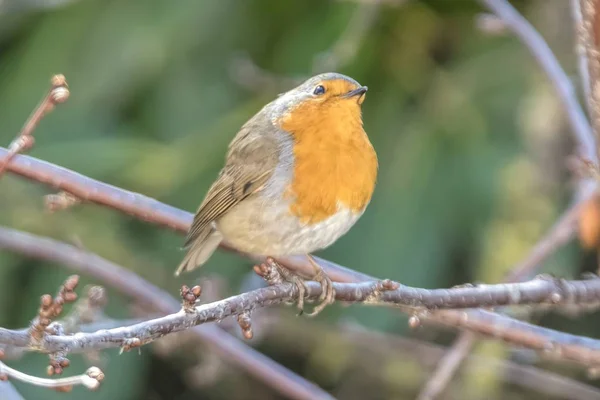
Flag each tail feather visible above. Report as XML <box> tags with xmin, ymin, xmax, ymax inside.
<box><xmin>175</xmin><ymin>229</ymin><xmax>223</xmax><ymax>276</ymax></box>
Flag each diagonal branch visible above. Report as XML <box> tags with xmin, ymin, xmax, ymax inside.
<box><xmin>478</xmin><ymin>0</ymin><xmax>596</xmax><ymax>163</ymax></box>
<box><xmin>0</xmin><ymin>146</ymin><xmax>365</xmax><ymax>283</ymax></box>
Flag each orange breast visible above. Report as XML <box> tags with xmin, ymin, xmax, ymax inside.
<box><xmin>280</xmin><ymin>100</ymin><xmax>378</xmax><ymax>224</ymax></box>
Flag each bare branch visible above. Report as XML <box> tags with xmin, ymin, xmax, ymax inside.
<box><xmin>0</xmin><ymin>358</ymin><xmax>103</xmax><ymax>392</ymax></box>
<box><xmin>0</xmin><ymin>226</ymin><xmax>335</xmax><ymax>400</ymax></box>
<box><xmin>1</xmin><ymin>276</ymin><xmax>600</xmax><ymax>366</ymax></box>
<box><xmin>3</xmin><ymin>227</ymin><xmax>600</xmax><ymax>371</ymax></box>
<box><xmin>0</xmin><ymin>147</ymin><xmax>367</xmax><ymax>282</ymax></box>
<box><xmin>577</xmin><ymin>0</ymin><xmax>600</xmax><ymax>159</ymax></box>
<box><xmin>0</xmin><ymin>75</ymin><xmax>69</xmax><ymax>178</ymax></box>
<box><xmin>479</xmin><ymin>0</ymin><xmax>596</xmax><ymax>163</ymax></box>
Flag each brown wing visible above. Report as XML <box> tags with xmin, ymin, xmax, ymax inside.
<box><xmin>183</xmin><ymin>113</ymin><xmax>280</xmax><ymax>249</ymax></box>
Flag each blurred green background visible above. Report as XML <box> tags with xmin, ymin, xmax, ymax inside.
<box><xmin>0</xmin><ymin>0</ymin><xmax>597</xmax><ymax>399</ymax></box>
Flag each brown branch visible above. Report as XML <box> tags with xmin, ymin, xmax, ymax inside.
<box><xmin>0</xmin><ymin>147</ymin><xmax>367</xmax><ymax>283</ymax></box>
<box><xmin>0</xmin><ymin>226</ymin><xmax>334</xmax><ymax>400</ymax></box>
<box><xmin>478</xmin><ymin>0</ymin><xmax>596</xmax><ymax>163</ymax></box>
<box><xmin>578</xmin><ymin>0</ymin><xmax>600</xmax><ymax>160</ymax></box>
<box><xmin>429</xmin><ymin>309</ymin><xmax>600</xmax><ymax>365</ymax></box>
<box><xmin>3</xmin><ymin>227</ymin><xmax>600</xmax><ymax>370</ymax></box>
<box><xmin>5</xmin><ymin>227</ymin><xmax>600</xmax><ymax>312</ymax></box>
<box><xmin>0</xmin><ymin>75</ymin><xmax>69</xmax><ymax>178</ymax></box>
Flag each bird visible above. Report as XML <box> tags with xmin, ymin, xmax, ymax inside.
<box><xmin>176</xmin><ymin>72</ymin><xmax>378</xmax><ymax>315</ymax></box>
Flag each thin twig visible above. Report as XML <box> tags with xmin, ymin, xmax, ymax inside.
<box><xmin>0</xmin><ymin>75</ymin><xmax>69</xmax><ymax>178</ymax></box>
<box><xmin>0</xmin><ymin>361</ymin><xmax>102</xmax><ymax>391</ymax></box>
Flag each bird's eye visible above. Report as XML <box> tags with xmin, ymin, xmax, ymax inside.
<box><xmin>313</xmin><ymin>85</ymin><xmax>326</xmax><ymax>95</ymax></box>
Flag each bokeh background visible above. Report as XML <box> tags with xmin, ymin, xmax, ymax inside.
<box><xmin>0</xmin><ymin>0</ymin><xmax>597</xmax><ymax>399</ymax></box>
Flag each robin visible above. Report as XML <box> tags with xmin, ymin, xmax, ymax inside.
<box><xmin>176</xmin><ymin>72</ymin><xmax>378</xmax><ymax>315</ymax></box>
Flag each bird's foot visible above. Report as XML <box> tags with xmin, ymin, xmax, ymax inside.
<box><xmin>268</xmin><ymin>260</ymin><xmax>309</xmax><ymax>314</ymax></box>
<box><xmin>305</xmin><ymin>255</ymin><xmax>334</xmax><ymax>316</ymax></box>
<box><xmin>256</xmin><ymin>257</ymin><xmax>334</xmax><ymax>316</ymax></box>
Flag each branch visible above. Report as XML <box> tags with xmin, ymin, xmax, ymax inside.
<box><xmin>0</xmin><ymin>75</ymin><xmax>69</xmax><ymax>178</ymax></box>
<box><xmin>572</xmin><ymin>0</ymin><xmax>593</xmax><ymax>114</ymax></box>
<box><xmin>3</xmin><ymin>227</ymin><xmax>600</xmax><ymax>370</ymax></box>
<box><xmin>478</xmin><ymin>0</ymin><xmax>596</xmax><ymax>163</ymax></box>
<box><xmin>0</xmin><ymin>147</ymin><xmax>367</xmax><ymax>283</ymax></box>
<box><xmin>577</xmin><ymin>0</ymin><xmax>600</xmax><ymax>159</ymax></box>
<box><xmin>0</xmin><ymin>227</ymin><xmax>334</xmax><ymax>400</ymax></box>
<box><xmin>2</xmin><ymin>276</ymin><xmax>600</xmax><ymax>364</ymax></box>
<box><xmin>0</xmin><ymin>360</ymin><xmax>102</xmax><ymax>392</ymax></box>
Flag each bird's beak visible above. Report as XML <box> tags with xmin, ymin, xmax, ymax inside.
<box><xmin>343</xmin><ymin>86</ymin><xmax>368</xmax><ymax>98</ymax></box>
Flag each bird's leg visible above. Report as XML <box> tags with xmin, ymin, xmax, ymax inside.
<box><xmin>304</xmin><ymin>255</ymin><xmax>335</xmax><ymax>317</ymax></box>
<box><xmin>271</xmin><ymin>260</ymin><xmax>308</xmax><ymax>314</ymax></box>
<box><xmin>263</xmin><ymin>257</ymin><xmax>333</xmax><ymax>316</ymax></box>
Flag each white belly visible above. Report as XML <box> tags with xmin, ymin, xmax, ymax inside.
<box><xmin>216</xmin><ymin>196</ymin><xmax>362</xmax><ymax>256</ymax></box>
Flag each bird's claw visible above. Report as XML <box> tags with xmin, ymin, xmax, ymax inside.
<box><xmin>304</xmin><ymin>255</ymin><xmax>334</xmax><ymax>317</ymax></box>
<box><xmin>269</xmin><ymin>256</ymin><xmax>334</xmax><ymax>316</ymax></box>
